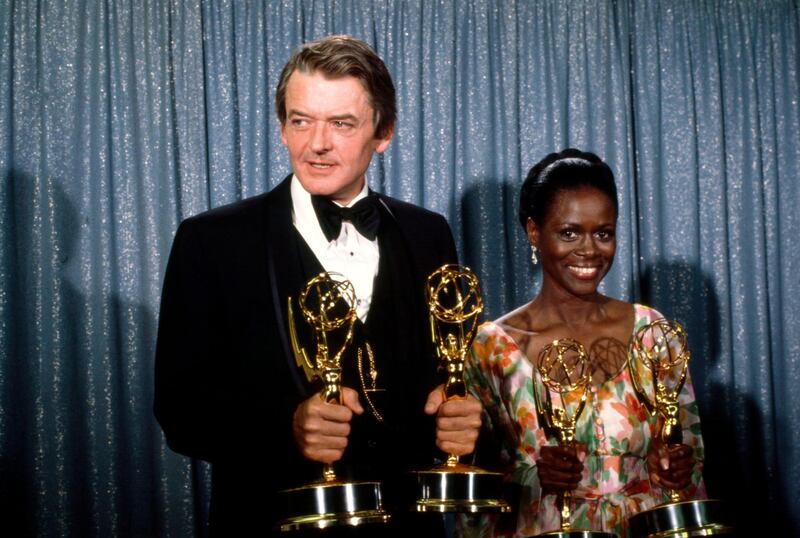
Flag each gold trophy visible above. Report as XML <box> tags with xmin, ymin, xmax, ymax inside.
<box><xmin>412</xmin><ymin>264</ymin><xmax>510</xmax><ymax>513</ymax></box>
<box><xmin>277</xmin><ymin>272</ymin><xmax>391</xmax><ymax>532</ymax></box>
<box><xmin>532</xmin><ymin>339</ymin><xmax>617</xmax><ymax>538</ymax></box>
<box><xmin>626</xmin><ymin>318</ymin><xmax>732</xmax><ymax>537</ymax></box>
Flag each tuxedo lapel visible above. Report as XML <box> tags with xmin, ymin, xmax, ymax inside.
<box><xmin>262</xmin><ymin>175</ymin><xmax>312</xmax><ymax>397</ymax></box>
<box><xmin>374</xmin><ymin>193</ymin><xmax>425</xmax><ymax>283</ymax></box>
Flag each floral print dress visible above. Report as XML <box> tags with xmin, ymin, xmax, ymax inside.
<box><xmin>462</xmin><ymin>304</ymin><xmax>706</xmax><ymax>537</ymax></box>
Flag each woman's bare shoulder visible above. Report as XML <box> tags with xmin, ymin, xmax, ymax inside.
<box><xmin>494</xmin><ymin>301</ymin><xmax>538</xmax><ymax>333</ymax></box>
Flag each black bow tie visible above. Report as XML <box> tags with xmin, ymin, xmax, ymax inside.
<box><xmin>311</xmin><ymin>194</ymin><xmax>381</xmax><ymax>242</ymax></box>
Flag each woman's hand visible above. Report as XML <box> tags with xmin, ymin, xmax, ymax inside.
<box><xmin>536</xmin><ymin>444</ymin><xmax>585</xmax><ymax>494</ymax></box>
<box><xmin>647</xmin><ymin>442</ymin><xmax>695</xmax><ymax>491</ymax></box>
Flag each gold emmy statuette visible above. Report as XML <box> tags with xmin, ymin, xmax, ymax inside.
<box><xmin>277</xmin><ymin>272</ymin><xmax>390</xmax><ymax>532</ymax></box>
<box><xmin>626</xmin><ymin>319</ymin><xmax>732</xmax><ymax>538</ymax></box>
<box><xmin>531</xmin><ymin>339</ymin><xmax>617</xmax><ymax>538</ymax></box>
<box><xmin>412</xmin><ymin>264</ymin><xmax>511</xmax><ymax>514</ymax></box>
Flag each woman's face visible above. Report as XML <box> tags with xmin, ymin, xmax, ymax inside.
<box><xmin>528</xmin><ymin>185</ymin><xmax>617</xmax><ymax>298</ymax></box>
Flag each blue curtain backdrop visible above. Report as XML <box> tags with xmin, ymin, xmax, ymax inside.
<box><xmin>1</xmin><ymin>0</ymin><xmax>798</xmax><ymax>536</ymax></box>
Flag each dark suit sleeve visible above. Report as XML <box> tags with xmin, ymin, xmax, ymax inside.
<box><xmin>154</xmin><ymin>218</ymin><xmax>231</xmax><ymax>463</ymax></box>
<box><xmin>425</xmin><ymin>211</ymin><xmax>459</xmax><ymax>269</ymax></box>
<box><xmin>438</xmin><ymin>214</ymin><xmax>459</xmax><ymax>267</ymax></box>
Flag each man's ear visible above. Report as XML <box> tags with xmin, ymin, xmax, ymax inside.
<box><xmin>279</xmin><ymin>121</ymin><xmax>288</xmax><ymax>147</ymax></box>
<box><xmin>374</xmin><ymin>123</ymin><xmax>394</xmax><ymax>154</ymax></box>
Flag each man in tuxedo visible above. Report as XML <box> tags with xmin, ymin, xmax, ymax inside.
<box><xmin>154</xmin><ymin>35</ymin><xmax>482</xmax><ymax>536</ymax></box>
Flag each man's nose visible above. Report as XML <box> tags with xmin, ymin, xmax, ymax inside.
<box><xmin>309</xmin><ymin>122</ymin><xmax>332</xmax><ymax>153</ymax></box>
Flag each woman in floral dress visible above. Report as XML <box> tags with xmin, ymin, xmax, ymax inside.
<box><xmin>462</xmin><ymin>149</ymin><xmax>706</xmax><ymax>537</ymax></box>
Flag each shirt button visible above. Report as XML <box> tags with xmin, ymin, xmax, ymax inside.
<box><xmin>368</xmin><ymin>440</ymin><xmax>378</xmax><ymax>449</ymax></box>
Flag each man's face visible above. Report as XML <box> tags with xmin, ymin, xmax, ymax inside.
<box><xmin>280</xmin><ymin>70</ymin><xmax>393</xmax><ymax>205</ymax></box>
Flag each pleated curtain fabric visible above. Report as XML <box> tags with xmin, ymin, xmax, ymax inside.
<box><xmin>0</xmin><ymin>1</ymin><xmax>798</xmax><ymax>536</ymax></box>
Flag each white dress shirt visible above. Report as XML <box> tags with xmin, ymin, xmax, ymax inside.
<box><xmin>290</xmin><ymin>175</ymin><xmax>380</xmax><ymax>322</ymax></box>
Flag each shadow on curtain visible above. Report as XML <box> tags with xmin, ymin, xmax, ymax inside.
<box><xmin>641</xmin><ymin>260</ymin><xmax>795</xmax><ymax>535</ymax></box>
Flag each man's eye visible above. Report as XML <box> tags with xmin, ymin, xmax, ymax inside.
<box><xmin>333</xmin><ymin>121</ymin><xmax>353</xmax><ymax>129</ymax></box>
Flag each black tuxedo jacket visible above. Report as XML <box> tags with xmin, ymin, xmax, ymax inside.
<box><xmin>154</xmin><ymin>175</ymin><xmax>458</xmax><ymax>533</ymax></box>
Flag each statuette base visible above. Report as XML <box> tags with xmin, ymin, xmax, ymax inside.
<box><xmin>412</xmin><ymin>463</ymin><xmax>511</xmax><ymax>513</ymax></box>
<box><xmin>278</xmin><ymin>480</ymin><xmax>390</xmax><ymax>532</ymax></box>
<box><xmin>627</xmin><ymin>499</ymin><xmax>733</xmax><ymax>538</ymax></box>
<box><xmin>528</xmin><ymin>530</ymin><xmax>618</xmax><ymax>538</ymax></box>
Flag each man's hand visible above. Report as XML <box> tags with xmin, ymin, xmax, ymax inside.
<box><xmin>424</xmin><ymin>384</ymin><xmax>482</xmax><ymax>456</ymax></box>
<box><xmin>292</xmin><ymin>387</ymin><xmax>364</xmax><ymax>464</ymax></box>
<box><xmin>536</xmin><ymin>444</ymin><xmax>585</xmax><ymax>494</ymax></box>
<box><xmin>647</xmin><ymin>442</ymin><xmax>695</xmax><ymax>491</ymax></box>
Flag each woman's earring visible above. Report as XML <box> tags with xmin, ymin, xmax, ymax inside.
<box><xmin>530</xmin><ymin>245</ymin><xmax>538</xmax><ymax>265</ymax></box>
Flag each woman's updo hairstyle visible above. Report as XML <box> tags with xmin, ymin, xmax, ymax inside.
<box><xmin>519</xmin><ymin>148</ymin><xmax>618</xmax><ymax>229</ymax></box>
